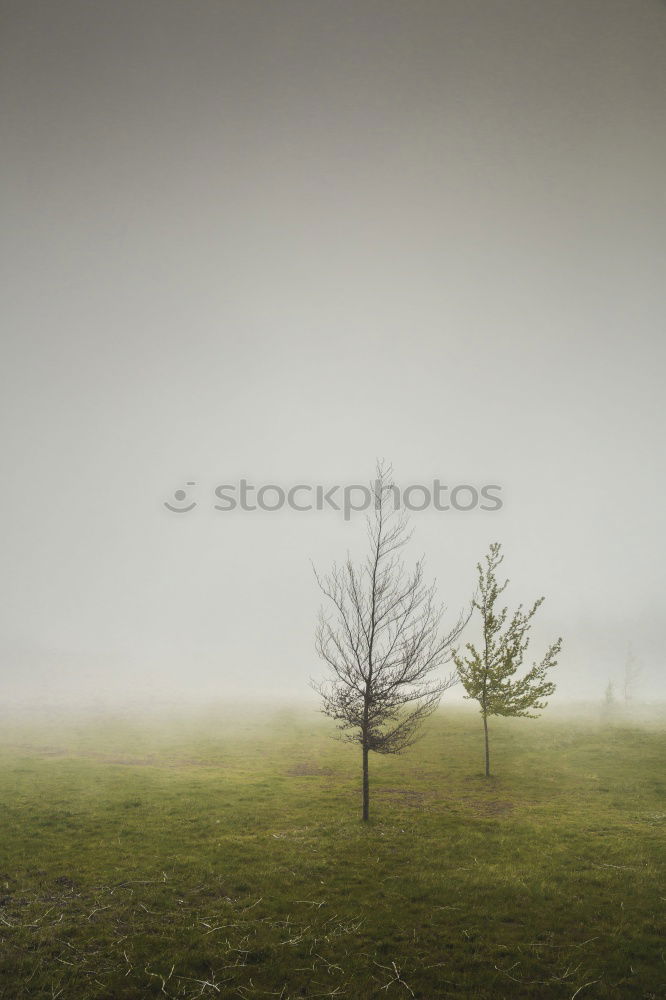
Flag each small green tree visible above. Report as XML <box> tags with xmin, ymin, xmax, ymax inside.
<box><xmin>452</xmin><ymin>543</ymin><xmax>562</xmax><ymax>777</ymax></box>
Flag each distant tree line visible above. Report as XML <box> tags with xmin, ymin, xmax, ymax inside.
<box><xmin>603</xmin><ymin>642</ymin><xmax>643</xmax><ymax>717</ymax></box>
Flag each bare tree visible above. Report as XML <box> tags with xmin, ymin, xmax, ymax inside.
<box><xmin>312</xmin><ymin>462</ymin><xmax>468</xmax><ymax>821</ymax></box>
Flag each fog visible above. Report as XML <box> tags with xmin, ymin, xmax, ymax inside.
<box><xmin>2</xmin><ymin>0</ymin><xmax>665</xmax><ymax>711</ymax></box>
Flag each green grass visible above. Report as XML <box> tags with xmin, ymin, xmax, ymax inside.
<box><xmin>0</xmin><ymin>704</ymin><xmax>664</xmax><ymax>999</ymax></box>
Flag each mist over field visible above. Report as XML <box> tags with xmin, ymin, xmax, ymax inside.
<box><xmin>2</xmin><ymin>0</ymin><xmax>666</xmax><ymax>715</ymax></box>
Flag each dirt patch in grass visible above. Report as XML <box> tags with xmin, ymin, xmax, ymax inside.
<box><xmin>5</xmin><ymin>745</ymin><xmax>220</xmax><ymax>768</ymax></box>
<box><xmin>286</xmin><ymin>762</ymin><xmax>334</xmax><ymax>776</ymax></box>
<box><xmin>465</xmin><ymin>798</ymin><xmax>515</xmax><ymax>816</ymax></box>
<box><xmin>375</xmin><ymin>787</ymin><xmax>426</xmax><ymax>805</ymax></box>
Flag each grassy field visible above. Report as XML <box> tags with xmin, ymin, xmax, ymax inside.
<box><xmin>0</xmin><ymin>702</ymin><xmax>664</xmax><ymax>999</ymax></box>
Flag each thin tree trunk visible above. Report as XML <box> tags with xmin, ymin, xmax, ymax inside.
<box><xmin>483</xmin><ymin>711</ymin><xmax>490</xmax><ymax>777</ymax></box>
<box><xmin>362</xmin><ymin>745</ymin><xmax>369</xmax><ymax>821</ymax></box>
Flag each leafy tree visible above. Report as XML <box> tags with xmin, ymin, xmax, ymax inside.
<box><xmin>453</xmin><ymin>542</ymin><xmax>562</xmax><ymax>777</ymax></box>
<box><xmin>313</xmin><ymin>462</ymin><xmax>468</xmax><ymax>820</ymax></box>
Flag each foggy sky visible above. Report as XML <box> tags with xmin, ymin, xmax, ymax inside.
<box><xmin>2</xmin><ymin>0</ymin><xmax>665</xmax><ymax>708</ymax></box>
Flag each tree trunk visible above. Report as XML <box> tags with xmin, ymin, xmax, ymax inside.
<box><xmin>362</xmin><ymin>744</ymin><xmax>369</xmax><ymax>821</ymax></box>
<box><xmin>483</xmin><ymin>711</ymin><xmax>490</xmax><ymax>777</ymax></box>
